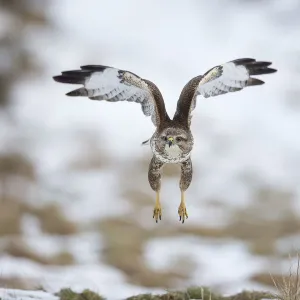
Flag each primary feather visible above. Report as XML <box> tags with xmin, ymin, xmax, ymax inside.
<box><xmin>53</xmin><ymin>65</ymin><xmax>169</xmax><ymax>127</ymax></box>
<box><xmin>173</xmin><ymin>58</ymin><xmax>277</xmax><ymax>127</ymax></box>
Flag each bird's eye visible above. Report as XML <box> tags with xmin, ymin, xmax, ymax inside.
<box><xmin>161</xmin><ymin>136</ymin><xmax>168</xmax><ymax>141</ymax></box>
<box><xmin>176</xmin><ymin>137</ymin><xmax>182</xmax><ymax>142</ymax></box>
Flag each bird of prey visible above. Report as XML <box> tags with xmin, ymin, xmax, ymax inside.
<box><xmin>53</xmin><ymin>58</ymin><xmax>277</xmax><ymax>223</ymax></box>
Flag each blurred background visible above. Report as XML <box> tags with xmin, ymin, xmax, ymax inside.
<box><xmin>0</xmin><ymin>0</ymin><xmax>300</xmax><ymax>299</ymax></box>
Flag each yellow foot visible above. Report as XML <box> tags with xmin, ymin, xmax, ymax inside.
<box><xmin>153</xmin><ymin>192</ymin><xmax>162</xmax><ymax>223</ymax></box>
<box><xmin>153</xmin><ymin>205</ymin><xmax>162</xmax><ymax>223</ymax></box>
<box><xmin>178</xmin><ymin>191</ymin><xmax>188</xmax><ymax>223</ymax></box>
<box><xmin>178</xmin><ymin>203</ymin><xmax>188</xmax><ymax>223</ymax></box>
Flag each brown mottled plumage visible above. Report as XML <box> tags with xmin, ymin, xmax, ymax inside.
<box><xmin>53</xmin><ymin>58</ymin><xmax>277</xmax><ymax>223</ymax></box>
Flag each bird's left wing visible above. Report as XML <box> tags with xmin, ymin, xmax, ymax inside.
<box><xmin>53</xmin><ymin>65</ymin><xmax>169</xmax><ymax>127</ymax></box>
<box><xmin>173</xmin><ymin>58</ymin><xmax>277</xmax><ymax>127</ymax></box>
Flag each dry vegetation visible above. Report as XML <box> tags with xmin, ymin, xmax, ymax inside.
<box><xmin>12</xmin><ymin>260</ymin><xmax>300</xmax><ymax>299</ymax></box>
<box><xmin>0</xmin><ymin>277</ymin><xmax>38</xmax><ymax>291</ymax></box>
<box><xmin>272</xmin><ymin>255</ymin><xmax>300</xmax><ymax>300</ymax></box>
<box><xmin>67</xmin><ymin>130</ymin><xmax>110</xmax><ymax>171</ymax></box>
<box><xmin>3</xmin><ymin>239</ymin><xmax>75</xmax><ymax>265</ymax></box>
<box><xmin>53</xmin><ymin>286</ymin><xmax>277</xmax><ymax>300</ymax></box>
<box><xmin>30</xmin><ymin>204</ymin><xmax>78</xmax><ymax>235</ymax></box>
<box><xmin>0</xmin><ymin>154</ymin><xmax>77</xmax><ymax>290</ymax></box>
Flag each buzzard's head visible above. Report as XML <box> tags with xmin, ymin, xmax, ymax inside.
<box><xmin>157</xmin><ymin>127</ymin><xmax>193</xmax><ymax>154</ymax></box>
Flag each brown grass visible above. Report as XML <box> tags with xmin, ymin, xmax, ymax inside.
<box><xmin>0</xmin><ymin>276</ymin><xmax>38</xmax><ymax>290</ymax></box>
<box><xmin>67</xmin><ymin>130</ymin><xmax>110</xmax><ymax>171</ymax></box>
<box><xmin>0</xmin><ymin>198</ymin><xmax>24</xmax><ymax>236</ymax></box>
<box><xmin>30</xmin><ymin>203</ymin><xmax>78</xmax><ymax>235</ymax></box>
<box><xmin>272</xmin><ymin>254</ymin><xmax>300</xmax><ymax>300</ymax></box>
<box><xmin>51</xmin><ymin>251</ymin><xmax>75</xmax><ymax>265</ymax></box>
<box><xmin>0</xmin><ymin>152</ymin><xmax>35</xmax><ymax>180</ymax></box>
<box><xmin>95</xmin><ymin>171</ymin><xmax>300</xmax><ymax>289</ymax></box>
<box><xmin>3</xmin><ymin>239</ymin><xmax>75</xmax><ymax>265</ymax></box>
<box><xmin>0</xmin><ymin>197</ymin><xmax>77</xmax><ymax>237</ymax></box>
<box><xmin>98</xmin><ymin>217</ymin><xmax>194</xmax><ymax>288</ymax></box>
<box><xmin>251</xmin><ymin>273</ymin><xmax>284</xmax><ymax>287</ymax></box>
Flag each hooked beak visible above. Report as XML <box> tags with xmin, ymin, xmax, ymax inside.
<box><xmin>168</xmin><ymin>137</ymin><xmax>174</xmax><ymax>147</ymax></box>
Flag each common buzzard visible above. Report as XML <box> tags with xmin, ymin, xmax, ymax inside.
<box><xmin>53</xmin><ymin>58</ymin><xmax>277</xmax><ymax>223</ymax></box>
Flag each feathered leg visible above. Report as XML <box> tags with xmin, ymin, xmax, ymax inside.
<box><xmin>179</xmin><ymin>157</ymin><xmax>193</xmax><ymax>223</ymax></box>
<box><xmin>148</xmin><ymin>156</ymin><xmax>164</xmax><ymax>223</ymax></box>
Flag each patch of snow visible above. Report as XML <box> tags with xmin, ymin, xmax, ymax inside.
<box><xmin>0</xmin><ymin>288</ymin><xmax>58</xmax><ymax>300</ymax></box>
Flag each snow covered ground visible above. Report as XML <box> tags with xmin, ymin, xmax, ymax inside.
<box><xmin>0</xmin><ymin>288</ymin><xmax>58</xmax><ymax>300</ymax></box>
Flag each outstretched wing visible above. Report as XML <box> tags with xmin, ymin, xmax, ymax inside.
<box><xmin>173</xmin><ymin>58</ymin><xmax>277</xmax><ymax>127</ymax></box>
<box><xmin>53</xmin><ymin>65</ymin><xmax>169</xmax><ymax>127</ymax></box>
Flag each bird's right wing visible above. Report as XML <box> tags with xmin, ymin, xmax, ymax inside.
<box><xmin>53</xmin><ymin>65</ymin><xmax>169</xmax><ymax>127</ymax></box>
<box><xmin>173</xmin><ymin>58</ymin><xmax>277</xmax><ymax>127</ymax></box>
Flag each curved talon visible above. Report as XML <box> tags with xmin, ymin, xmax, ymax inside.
<box><xmin>178</xmin><ymin>205</ymin><xmax>188</xmax><ymax>223</ymax></box>
<box><xmin>153</xmin><ymin>207</ymin><xmax>162</xmax><ymax>223</ymax></box>
<box><xmin>178</xmin><ymin>191</ymin><xmax>188</xmax><ymax>224</ymax></box>
<box><xmin>153</xmin><ymin>192</ymin><xmax>162</xmax><ymax>223</ymax></box>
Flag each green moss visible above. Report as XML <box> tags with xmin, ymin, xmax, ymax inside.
<box><xmin>55</xmin><ymin>287</ymin><xmax>277</xmax><ymax>300</ymax></box>
<box><xmin>227</xmin><ymin>291</ymin><xmax>276</xmax><ymax>300</ymax></box>
<box><xmin>125</xmin><ymin>293</ymin><xmax>159</xmax><ymax>300</ymax></box>
<box><xmin>187</xmin><ymin>286</ymin><xmax>222</xmax><ymax>300</ymax></box>
<box><xmin>125</xmin><ymin>290</ymin><xmax>189</xmax><ymax>300</ymax></box>
<box><xmin>126</xmin><ymin>287</ymin><xmax>229</xmax><ymax>300</ymax></box>
<box><xmin>57</xmin><ymin>288</ymin><xmax>105</xmax><ymax>300</ymax></box>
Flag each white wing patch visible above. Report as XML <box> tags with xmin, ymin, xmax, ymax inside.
<box><xmin>89</xmin><ymin>70</ymin><xmax>158</xmax><ymax>125</ymax></box>
<box><xmin>173</xmin><ymin>58</ymin><xmax>276</xmax><ymax>127</ymax></box>
<box><xmin>53</xmin><ymin>66</ymin><xmax>160</xmax><ymax>126</ymax></box>
<box><xmin>197</xmin><ymin>62</ymin><xmax>249</xmax><ymax>98</ymax></box>
<box><xmin>85</xmin><ymin>69</ymin><xmax>143</xmax><ymax>100</ymax></box>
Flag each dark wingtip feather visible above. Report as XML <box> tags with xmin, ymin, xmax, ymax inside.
<box><xmin>53</xmin><ymin>75</ymin><xmax>64</xmax><ymax>83</ymax></box>
<box><xmin>61</xmin><ymin>70</ymin><xmax>92</xmax><ymax>76</ymax></box>
<box><xmin>249</xmin><ymin>67</ymin><xmax>277</xmax><ymax>76</ymax></box>
<box><xmin>247</xmin><ymin>78</ymin><xmax>265</xmax><ymax>86</ymax></box>
<box><xmin>232</xmin><ymin>58</ymin><xmax>256</xmax><ymax>65</ymax></box>
<box><xmin>265</xmin><ymin>67</ymin><xmax>277</xmax><ymax>73</ymax></box>
<box><xmin>250</xmin><ymin>61</ymin><xmax>272</xmax><ymax>68</ymax></box>
<box><xmin>232</xmin><ymin>59</ymin><xmax>277</xmax><ymax>76</ymax></box>
<box><xmin>53</xmin><ymin>69</ymin><xmax>92</xmax><ymax>84</ymax></box>
<box><xmin>53</xmin><ymin>74</ymin><xmax>85</xmax><ymax>84</ymax></box>
<box><xmin>240</xmin><ymin>60</ymin><xmax>277</xmax><ymax>76</ymax></box>
<box><xmin>80</xmin><ymin>65</ymin><xmax>111</xmax><ymax>71</ymax></box>
<box><xmin>66</xmin><ymin>88</ymin><xmax>88</xmax><ymax>96</ymax></box>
